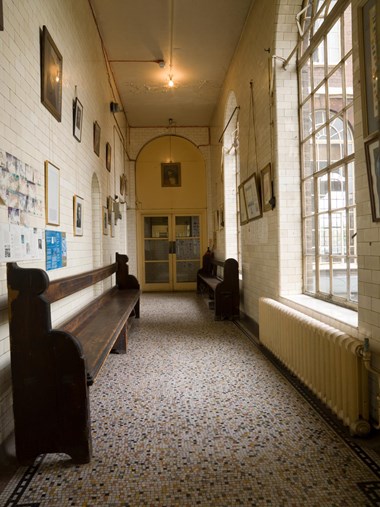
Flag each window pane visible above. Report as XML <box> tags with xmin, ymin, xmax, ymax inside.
<box><xmin>318</xmin><ymin>255</ymin><xmax>330</xmax><ymax>294</ymax></box>
<box><xmin>304</xmin><ymin>255</ymin><xmax>316</xmax><ymax>292</ymax></box>
<box><xmin>332</xmin><ymin>256</ymin><xmax>347</xmax><ymax>298</ymax></box>
<box><xmin>313</xmin><ymin>84</ymin><xmax>326</xmax><ymax>122</ymax></box>
<box><xmin>327</xmin><ymin>67</ymin><xmax>343</xmax><ymax>114</ymax></box>
<box><xmin>349</xmin><ymin>208</ymin><xmax>356</xmax><ymax>256</ymax></box>
<box><xmin>301</xmin><ymin>98</ymin><xmax>312</xmax><ymax>140</ymax></box>
<box><xmin>330</xmin><ymin>168</ymin><xmax>345</xmax><ymax>209</ymax></box>
<box><xmin>312</xmin><ymin>40</ymin><xmax>325</xmax><ymax>88</ymax></box>
<box><xmin>304</xmin><ymin>216</ymin><xmax>316</xmax><ymax>254</ymax></box>
<box><xmin>331</xmin><ymin>210</ymin><xmax>346</xmax><ymax>254</ymax></box>
<box><xmin>303</xmin><ymin>178</ymin><xmax>315</xmax><ymax>215</ymax></box>
<box><xmin>343</xmin><ymin>5</ymin><xmax>352</xmax><ymax>54</ymax></box>
<box><xmin>302</xmin><ymin>138</ymin><xmax>315</xmax><ymax>177</ymax></box>
<box><xmin>318</xmin><ymin>214</ymin><xmax>330</xmax><ymax>254</ymax></box>
<box><xmin>327</xmin><ymin>19</ymin><xmax>341</xmax><ymax>67</ymax></box>
<box><xmin>300</xmin><ymin>59</ymin><xmax>312</xmax><ymax>101</ymax></box>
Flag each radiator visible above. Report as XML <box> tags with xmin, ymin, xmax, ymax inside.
<box><xmin>259</xmin><ymin>297</ymin><xmax>370</xmax><ymax>436</ymax></box>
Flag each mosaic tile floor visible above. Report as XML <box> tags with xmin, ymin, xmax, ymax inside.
<box><xmin>1</xmin><ymin>292</ymin><xmax>380</xmax><ymax>506</ymax></box>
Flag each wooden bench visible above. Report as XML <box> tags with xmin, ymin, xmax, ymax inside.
<box><xmin>197</xmin><ymin>254</ymin><xmax>239</xmax><ymax>320</ymax></box>
<box><xmin>6</xmin><ymin>252</ymin><xmax>140</xmax><ymax>465</ymax></box>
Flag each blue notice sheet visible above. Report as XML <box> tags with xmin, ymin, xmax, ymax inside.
<box><xmin>45</xmin><ymin>230</ymin><xmax>67</xmax><ymax>271</ymax></box>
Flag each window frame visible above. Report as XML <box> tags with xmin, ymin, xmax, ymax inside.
<box><xmin>298</xmin><ymin>0</ymin><xmax>357</xmax><ymax>309</ymax></box>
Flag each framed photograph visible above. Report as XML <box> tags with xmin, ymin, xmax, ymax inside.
<box><xmin>102</xmin><ymin>206</ymin><xmax>108</xmax><ymax>235</ymax></box>
<box><xmin>260</xmin><ymin>163</ymin><xmax>273</xmax><ymax>212</ymax></box>
<box><xmin>365</xmin><ymin>135</ymin><xmax>380</xmax><ymax>221</ymax></box>
<box><xmin>359</xmin><ymin>0</ymin><xmax>378</xmax><ymax>138</ymax></box>
<box><xmin>243</xmin><ymin>173</ymin><xmax>262</xmax><ymax>221</ymax></box>
<box><xmin>106</xmin><ymin>142</ymin><xmax>112</xmax><ymax>171</ymax></box>
<box><xmin>40</xmin><ymin>25</ymin><xmax>63</xmax><ymax>122</ymax></box>
<box><xmin>45</xmin><ymin>161</ymin><xmax>60</xmax><ymax>225</ymax></box>
<box><xmin>93</xmin><ymin>121</ymin><xmax>101</xmax><ymax>156</ymax></box>
<box><xmin>238</xmin><ymin>183</ymin><xmax>248</xmax><ymax>225</ymax></box>
<box><xmin>73</xmin><ymin>195</ymin><xmax>84</xmax><ymax>236</ymax></box>
<box><xmin>161</xmin><ymin>162</ymin><xmax>181</xmax><ymax>187</ymax></box>
<box><xmin>0</xmin><ymin>0</ymin><xmax>4</xmax><ymax>31</ymax></box>
<box><xmin>73</xmin><ymin>98</ymin><xmax>83</xmax><ymax>142</ymax></box>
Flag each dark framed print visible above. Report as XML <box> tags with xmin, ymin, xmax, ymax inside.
<box><xmin>73</xmin><ymin>195</ymin><xmax>84</xmax><ymax>236</ymax></box>
<box><xmin>243</xmin><ymin>173</ymin><xmax>262</xmax><ymax>221</ymax></box>
<box><xmin>102</xmin><ymin>206</ymin><xmax>108</xmax><ymax>235</ymax></box>
<box><xmin>73</xmin><ymin>98</ymin><xmax>83</xmax><ymax>142</ymax></box>
<box><xmin>359</xmin><ymin>0</ymin><xmax>378</xmax><ymax>138</ymax></box>
<box><xmin>40</xmin><ymin>25</ymin><xmax>63</xmax><ymax>122</ymax></box>
<box><xmin>238</xmin><ymin>182</ymin><xmax>248</xmax><ymax>225</ymax></box>
<box><xmin>93</xmin><ymin>121</ymin><xmax>100</xmax><ymax>156</ymax></box>
<box><xmin>365</xmin><ymin>135</ymin><xmax>380</xmax><ymax>221</ymax></box>
<box><xmin>0</xmin><ymin>0</ymin><xmax>4</xmax><ymax>31</ymax></box>
<box><xmin>106</xmin><ymin>142</ymin><xmax>111</xmax><ymax>172</ymax></box>
<box><xmin>260</xmin><ymin>163</ymin><xmax>274</xmax><ymax>212</ymax></box>
<box><xmin>45</xmin><ymin>161</ymin><xmax>60</xmax><ymax>226</ymax></box>
<box><xmin>161</xmin><ymin>162</ymin><xmax>181</xmax><ymax>187</ymax></box>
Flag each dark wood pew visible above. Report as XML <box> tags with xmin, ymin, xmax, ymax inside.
<box><xmin>197</xmin><ymin>254</ymin><xmax>239</xmax><ymax>320</ymax></box>
<box><xmin>6</xmin><ymin>252</ymin><xmax>140</xmax><ymax>465</ymax></box>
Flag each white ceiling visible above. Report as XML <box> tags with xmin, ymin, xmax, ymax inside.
<box><xmin>89</xmin><ymin>0</ymin><xmax>253</xmax><ymax>127</ymax></box>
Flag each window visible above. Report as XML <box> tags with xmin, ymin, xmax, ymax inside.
<box><xmin>298</xmin><ymin>0</ymin><xmax>356</xmax><ymax>307</ymax></box>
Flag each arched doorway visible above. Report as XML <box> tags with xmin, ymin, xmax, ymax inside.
<box><xmin>136</xmin><ymin>135</ymin><xmax>207</xmax><ymax>291</ymax></box>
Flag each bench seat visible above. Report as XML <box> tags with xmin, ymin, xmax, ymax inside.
<box><xmin>6</xmin><ymin>252</ymin><xmax>140</xmax><ymax>465</ymax></box>
<box><xmin>60</xmin><ymin>287</ymin><xmax>140</xmax><ymax>385</ymax></box>
<box><xmin>197</xmin><ymin>256</ymin><xmax>239</xmax><ymax>320</ymax></box>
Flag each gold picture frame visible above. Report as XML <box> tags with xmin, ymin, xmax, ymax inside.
<box><xmin>40</xmin><ymin>26</ymin><xmax>63</xmax><ymax>122</ymax></box>
<box><xmin>161</xmin><ymin>162</ymin><xmax>181</xmax><ymax>187</ymax></box>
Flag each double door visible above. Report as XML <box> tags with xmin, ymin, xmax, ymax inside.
<box><xmin>140</xmin><ymin>212</ymin><xmax>204</xmax><ymax>291</ymax></box>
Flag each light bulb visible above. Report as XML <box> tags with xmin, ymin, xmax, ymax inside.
<box><xmin>168</xmin><ymin>76</ymin><xmax>174</xmax><ymax>88</ymax></box>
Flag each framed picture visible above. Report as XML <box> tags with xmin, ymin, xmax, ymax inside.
<box><xmin>73</xmin><ymin>195</ymin><xmax>84</xmax><ymax>236</ymax></box>
<box><xmin>161</xmin><ymin>162</ymin><xmax>181</xmax><ymax>187</ymax></box>
<box><xmin>260</xmin><ymin>163</ymin><xmax>274</xmax><ymax>212</ymax></box>
<box><xmin>73</xmin><ymin>98</ymin><xmax>83</xmax><ymax>142</ymax></box>
<box><xmin>359</xmin><ymin>0</ymin><xmax>378</xmax><ymax>138</ymax></box>
<box><xmin>45</xmin><ymin>161</ymin><xmax>60</xmax><ymax>225</ymax></box>
<box><xmin>120</xmin><ymin>174</ymin><xmax>127</xmax><ymax>197</ymax></box>
<box><xmin>110</xmin><ymin>211</ymin><xmax>115</xmax><ymax>237</ymax></box>
<box><xmin>102</xmin><ymin>206</ymin><xmax>108</xmax><ymax>235</ymax></box>
<box><xmin>93</xmin><ymin>121</ymin><xmax>100</xmax><ymax>156</ymax></box>
<box><xmin>365</xmin><ymin>135</ymin><xmax>380</xmax><ymax>221</ymax></box>
<box><xmin>106</xmin><ymin>142</ymin><xmax>112</xmax><ymax>171</ymax></box>
<box><xmin>0</xmin><ymin>0</ymin><xmax>4</xmax><ymax>31</ymax></box>
<box><xmin>238</xmin><ymin>183</ymin><xmax>248</xmax><ymax>225</ymax></box>
<box><xmin>243</xmin><ymin>173</ymin><xmax>262</xmax><ymax>221</ymax></box>
<box><xmin>40</xmin><ymin>25</ymin><xmax>63</xmax><ymax>122</ymax></box>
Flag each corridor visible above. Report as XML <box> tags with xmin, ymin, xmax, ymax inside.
<box><xmin>1</xmin><ymin>292</ymin><xmax>379</xmax><ymax>506</ymax></box>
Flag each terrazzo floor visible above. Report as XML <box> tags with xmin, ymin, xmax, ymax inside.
<box><xmin>1</xmin><ymin>291</ymin><xmax>380</xmax><ymax>506</ymax></box>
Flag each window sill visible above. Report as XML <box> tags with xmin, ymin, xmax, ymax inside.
<box><xmin>279</xmin><ymin>294</ymin><xmax>358</xmax><ymax>337</ymax></box>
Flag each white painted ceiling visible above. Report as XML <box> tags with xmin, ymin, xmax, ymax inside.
<box><xmin>89</xmin><ymin>0</ymin><xmax>253</xmax><ymax>127</ymax></box>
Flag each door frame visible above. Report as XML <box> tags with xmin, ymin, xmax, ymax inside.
<box><xmin>137</xmin><ymin>209</ymin><xmax>207</xmax><ymax>292</ymax></box>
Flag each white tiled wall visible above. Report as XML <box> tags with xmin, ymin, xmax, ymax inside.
<box><xmin>0</xmin><ymin>0</ymin><xmax>129</xmax><ymax>444</ymax></box>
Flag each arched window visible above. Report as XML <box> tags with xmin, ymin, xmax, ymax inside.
<box><xmin>298</xmin><ymin>0</ymin><xmax>356</xmax><ymax>306</ymax></box>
